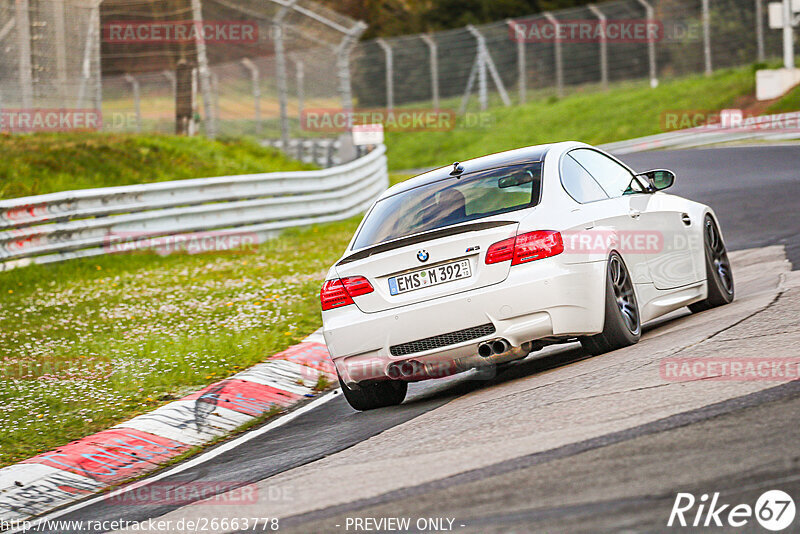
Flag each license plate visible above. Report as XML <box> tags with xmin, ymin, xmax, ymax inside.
<box><xmin>388</xmin><ymin>259</ymin><xmax>472</xmax><ymax>296</ymax></box>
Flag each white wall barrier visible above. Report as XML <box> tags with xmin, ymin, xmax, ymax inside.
<box><xmin>0</xmin><ymin>145</ymin><xmax>388</xmax><ymax>271</ymax></box>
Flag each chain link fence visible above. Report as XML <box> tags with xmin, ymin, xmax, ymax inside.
<box><xmin>0</xmin><ymin>0</ymin><xmax>365</xmax><ymax>148</ymax></box>
<box><xmin>352</xmin><ymin>0</ymin><xmax>785</xmax><ymax>113</ymax></box>
<box><xmin>97</xmin><ymin>0</ymin><xmax>364</xmax><ymax>143</ymax></box>
<box><xmin>0</xmin><ymin>0</ymin><xmax>101</xmax><ymax>111</ymax></box>
<box><xmin>0</xmin><ymin>0</ymin><xmax>792</xmax><ymax>144</ymax></box>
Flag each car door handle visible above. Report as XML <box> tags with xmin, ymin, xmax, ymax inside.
<box><xmin>681</xmin><ymin>213</ymin><xmax>691</xmax><ymax>226</ymax></box>
<box><xmin>629</xmin><ymin>209</ymin><xmax>641</xmax><ymax>219</ymax></box>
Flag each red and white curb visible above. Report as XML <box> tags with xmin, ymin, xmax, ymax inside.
<box><xmin>0</xmin><ymin>330</ymin><xmax>335</xmax><ymax>523</ymax></box>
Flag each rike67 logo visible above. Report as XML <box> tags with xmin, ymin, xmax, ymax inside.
<box><xmin>668</xmin><ymin>490</ymin><xmax>796</xmax><ymax>531</ymax></box>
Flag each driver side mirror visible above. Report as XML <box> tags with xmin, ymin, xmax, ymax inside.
<box><xmin>639</xmin><ymin>169</ymin><xmax>675</xmax><ymax>191</ymax></box>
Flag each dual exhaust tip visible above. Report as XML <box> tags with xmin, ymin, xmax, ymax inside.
<box><xmin>478</xmin><ymin>338</ymin><xmax>510</xmax><ymax>358</ymax></box>
<box><xmin>387</xmin><ymin>359</ymin><xmax>423</xmax><ymax>379</ymax></box>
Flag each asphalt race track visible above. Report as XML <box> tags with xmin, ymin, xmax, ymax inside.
<box><xmin>32</xmin><ymin>145</ymin><xmax>800</xmax><ymax>534</ymax></box>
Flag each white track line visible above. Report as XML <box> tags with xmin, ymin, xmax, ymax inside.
<box><xmin>10</xmin><ymin>390</ymin><xmax>340</xmax><ymax>534</ymax></box>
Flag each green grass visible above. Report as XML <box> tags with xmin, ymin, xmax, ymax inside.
<box><xmin>385</xmin><ymin>66</ymin><xmax>760</xmax><ymax>171</ymax></box>
<box><xmin>767</xmin><ymin>82</ymin><xmax>800</xmax><ymax>114</ymax></box>
<box><xmin>0</xmin><ymin>218</ymin><xmax>360</xmax><ymax>466</ymax></box>
<box><xmin>0</xmin><ymin>133</ymin><xmax>314</xmax><ymax>200</ymax></box>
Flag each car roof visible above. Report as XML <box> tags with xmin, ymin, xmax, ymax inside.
<box><xmin>386</xmin><ymin>144</ymin><xmax>553</xmax><ymax>198</ymax></box>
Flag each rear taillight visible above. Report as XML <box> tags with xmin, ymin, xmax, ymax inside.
<box><xmin>512</xmin><ymin>231</ymin><xmax>564</xmax><ymax>264</ymax></box>
<box><xmin>485</xmin><ymin>231</ymin><xmax>564</xmax><ymax>266</ymax></box>
<box><xmin>341</xmin><ymin>276</ymin><xmax>374</xmax><ymax>297</ymax></box>
<box><xmin>320</xmin><ymin>276</ymin><xmax>374</xmax><ymax>311</ymax></box>
<box><xmin>485</xmin><ymin>237</ymin><xmax>515</xmax><ymax>264</ymax></box>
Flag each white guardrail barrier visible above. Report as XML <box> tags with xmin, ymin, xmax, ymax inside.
<box><xmin>0</xmin><ymin>145</ymin><xmax>389</xmax><ymax>271</ymax></box>
<box><xmin>601</xmin><ymin>111</ymin><xmax>800</xmax><ymax>154</ymax></box>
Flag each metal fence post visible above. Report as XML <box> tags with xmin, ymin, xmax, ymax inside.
<box><xmin>292</xmin><ymin>56</ymin><xmax>305</xmax><ymax>122</ymax></box>
<box><xmin>459</xmin><ymin>59</ymin><xmax>480</xmax><ymax>114</ymax></box>
<box><xmin>588</xmin><ymin>5</ymin><xmax>608</xmax><ymax>90</ymax></box>
<box><xmin>241</xmin><ymin>58</ymin><xmax>261</xmax><ymax>135</ymax></box>
<box><xmin>543</xmin><ymin>13</ymin><xmax>563</xmax><ymax>97</ymax></box>
<box><xmin>175</xmin><ymin>60</ymin><xmax>194</xmax><ymax>135</ymax></box>
<box><xmin>336</xmin><ymin>47</ymin><xmax>351</xmax><ymax>116</ymax></box>
<box><xmin>336</xmin><ymin>22</ymin><xmax>367</xmax><ymax>117</ymax></box>
<box><xmin>756</xmin><ymin>0</ymin><xmax>765</xmax><ymax>62</ymax></box>
<box><xmin>468</xmin><ymin>26</ymin><xmax>488</xmax><ymax>110</ymax></box>
<box><xmin>336</xmin><ymin>43</ymin><xmax>352</xmax><ymax>116</ymax></box>
<box><xmin>273</xmin><ymin>2</ymin><xmax>295</xmax><ymax>147</ymax></box>
<box><xmin>635</xmin><ymin>0</ymin><xmax>658</xmax><ymax>87</ymax></box>
<box><xmin>467</xmin><ymin>25</ymin><xmax>511</xmax><ymax>109</ymax></box>
<box><xmin>52</xmin><ymin>0</ymin><xmax>67</xmax><ymax>98</ymax></box>
<box><xmin>376</xmin><ymin>39</ymin><xmax>394</xmax><ymax>111</ymax></box>
<box><xmin>15</xmin><ymin>0</ymin><xmax>33</xmax><ymax>108</ymax></box>
<box><xmin>702</xmin><ymin>0</ymin><xmax>712</xmax><ymax>75</ymax></box>
<box><xmin>421</xmin><ymin>34</ymin><xmax>439</xmax><ymax>109</ymax></box>
<box><xmin>507</xmin><ymin>19</ymin><xmax>527</xmax><ymax>104</ymax></box>
<box><xmin>191</xmin><ymin>0</ymin><xmax>216</xmax><ymax>138</ymax></box>
<box><xmin>77</xmin><ymin>5</ymin><xmax>97</xmax><ymax>107</ymax></box>
<box><xmin>124</xmin><ymin>74</ymin><xmax>141</xmax><ymax>132</ymax></box>
<box><xmin>210</xmin><ymin>71</ymin><xmax>219</xmax><ymax>125</ymax></box>
<box><xmin>162</xmin><ymin>70</ymin><xmax>176</xmax><ymax>100</ymax></box>
<box><xmin>92</xmin><ymin>2</ymin><xmax>102</xmax><ymax>111</ymax></box>
<box><xmin>335</xmin><ymin>22</ymin><xmax>367</xmax><ymax>162</ymax></box>
<box><xmin>191</xmin><ymin>68</ymin><xmax>198</xmax><ymax>135</ymax></box>
<box><xmin>783</xmin><ymin>0</ymin><xmax>795</xmax><ymax>69</ymax></box>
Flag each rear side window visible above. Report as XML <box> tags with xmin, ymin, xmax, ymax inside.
<box><xmin>560</xmin><ymin>154</ymin><xmax>608</xmax><ymax>204</ymax></box>
<box><xmin>352</xmin><ymin>162</ymin><xmax>542</xmax><ymax>249</ymax></box>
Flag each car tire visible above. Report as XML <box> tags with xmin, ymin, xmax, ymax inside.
<box><xmin>688</xmin><ymin>215</ymin><xmax>735</xmax><ymax>313</ymax></box>
<box><xmin>338</xmin><ymin>373</ymin><xmax>408</xmax><ymax>411</ymax></box>
<box><xmin>580</xmin><ymin>252</ymin><xmax>641</xmax><ymax>356</ymax></box>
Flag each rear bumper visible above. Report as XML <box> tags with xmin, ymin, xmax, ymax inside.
<box><xmin>322</xmin><ymin>258</ymin><xmax>606</xmax><ymax>386</ymax></box>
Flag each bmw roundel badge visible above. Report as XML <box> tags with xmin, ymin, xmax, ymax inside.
<box><xmin>417</xmin><ymin>250</ymin><xmax>429</xmax><ymax>262</ymax></box>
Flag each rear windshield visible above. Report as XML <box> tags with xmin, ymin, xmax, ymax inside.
<box><xmin>352</xmin><ymin>162</ymin><xmax>542</xmax><ymax>250</ymax></box>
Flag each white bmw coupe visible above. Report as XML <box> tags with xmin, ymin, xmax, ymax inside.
<box><xmin>321</xmin><ymin>142</ymin><xmax>734</xmax><ymax>410</ymax></box>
